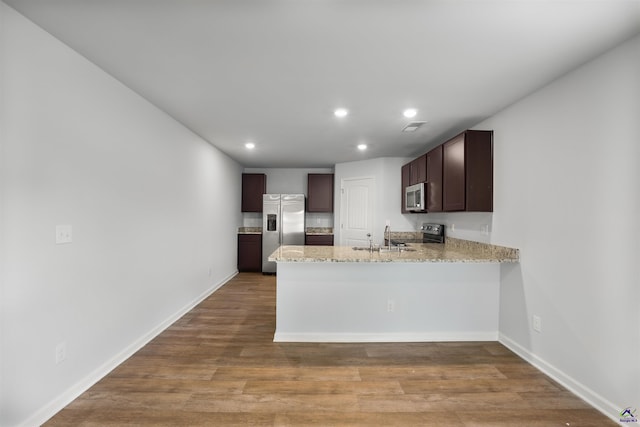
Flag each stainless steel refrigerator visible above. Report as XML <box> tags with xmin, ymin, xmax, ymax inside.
<box><xmin>262</xmin><ymin>194</ymin><xmax>305</xmax><ymax>273</ymax></box>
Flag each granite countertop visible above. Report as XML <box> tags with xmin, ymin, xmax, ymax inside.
<box><xmin>305</xmin><ymin>227</ymin><xmax>334</xmax><ymax>235</ymax></box>
<box><xmin>268</xmin><ymin>237</ymin><xmax>519</xmax><ymax>263</ymax></box>
<box><xmin>238</xmin><ymin>227</ymin><xmax>262</xmax><ymax>235</ymax></box>
<box><xmin>239</xmin><ymin>227</ymin><xmax>334</xmax><ymax>235</ymax></box>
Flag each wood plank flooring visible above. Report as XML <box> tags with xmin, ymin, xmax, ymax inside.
<box><xmin>45</xmin><ymin>273</ymin><xmax>614</xmax><ymax>426</ymax></box>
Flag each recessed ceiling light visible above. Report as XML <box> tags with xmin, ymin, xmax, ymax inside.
<box><xmin>403</xmin><ymin>108</ymin><xmax>417</xmax><ymax>118</ymax></box>
<box><xmin>245</xmin><ymin>142</ymin><xmax>255</xmax><ymax>150</ymax></box>
<box><xmin>357</xmin><ymin>144</ymin><xmax>367</xmax><ymax>151</ymax></box>
<box><xmin>334</xmin><ymin>108</ymin><xmax>349</xmax><ymax>118</ymax></box>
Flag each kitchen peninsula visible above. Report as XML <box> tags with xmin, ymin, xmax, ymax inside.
<box><xmin>269</xmin><ymin>238</ymin><xmax>518</xmax><ymax>343</ymax></box>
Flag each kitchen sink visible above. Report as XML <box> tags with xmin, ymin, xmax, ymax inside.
<box><xmin>352</xmin><ymin>246</ymin><xmax>415</xmax><ymax>252</ymax></box>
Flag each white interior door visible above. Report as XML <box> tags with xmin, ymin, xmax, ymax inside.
<box><xmin>340</xmin><ymin>177</ymin><xmax>375</xmax><ymax>247</ymax></box>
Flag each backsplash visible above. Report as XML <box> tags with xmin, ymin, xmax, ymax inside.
<box><xmin>306</xmin><ymin>212</ymin><xmax>334</xmax><ymax>227</ymax></box>
<box><xmin>242</xmin><ymin>212</ymin><xmax>334</xmax><ymax>228</ymax></box>
<box><xmin>386</xmin><ymin>231</ymin><xmax>423</xmax><ymax>241</ymax></box>
<box><xmin>242</xmin><ymin>212</ymin><xmax>263</xmax><ymax>228</ymax></box>
<box><xmin>413</xmin><ymin>212</ymin><xmax>494</xmax><ymax>244</ymax></box>
<box><xmin>238</xmin><ymin>226</ymin><xmax>262</xmax><ymax>234</ymax></box>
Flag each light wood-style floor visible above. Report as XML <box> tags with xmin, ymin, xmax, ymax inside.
<box><xmin>46</xmin><ymin>273</ymin><xmax>614</xmax><ymax>426</ymax></box>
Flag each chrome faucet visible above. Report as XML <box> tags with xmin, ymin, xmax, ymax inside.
<box><xmin>384</xmin><ymin>225</ymin><xmax>391</xmax><ymax>250</ymax></box>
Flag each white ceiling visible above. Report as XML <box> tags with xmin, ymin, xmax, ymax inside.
<box><xmin>5</xmin><ymin>0</ymin><xmax>640</xmax><ymax>168</ymax></box>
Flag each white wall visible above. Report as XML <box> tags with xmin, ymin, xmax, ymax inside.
<box><xmin>334</xmin><ymin>157</ymin><xmax>421</xmax><ymax>245</ymax></box>
<box><xmin>484</xmin><ymin>35</ymin><xmax>639</xmax><ymax>418</ymax></box>
<box><xmin>242</xmin><ymin>167</ymin><xmax>335</xmax><ymax>228</ymax></box>
<box><xmin>415</xmin><ymin>212</ymin><xmax>493</xmax><ymax>243</ymax></box>
<box><xmin>0</xmin><ymin>4</ymin><xmax>6</xmax><ymax>425</ymax></box>
<box><xmin>0</xmin><ymin>4</ymin><xmax>242</xmax><ymax>426</ymax></box>
<box><xmin>244</xmin><ymin>167</ymin><xmax>333</xmax><ymax>194</ymax></box>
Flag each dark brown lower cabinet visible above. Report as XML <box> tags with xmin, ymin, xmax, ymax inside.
<box><xmin>305</xmin><ymin>234</ymin><xmax>334</xmax><ymax>246</ymax></box>
<box><xmin>238</xmin><ymin>234</ymin><xmax>262</xmax><ymax>272</ymax></box>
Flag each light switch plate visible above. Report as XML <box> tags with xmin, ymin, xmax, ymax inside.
<box><xmin>56</xmin><ymin>225</ymin><xmax>73</xmax><ymax>244</ymax></box>
<box><xmin>55</xmin><ymin>342</ymin><xmax>67</xmax><ymax>364</ymax></box>
<box><xmin>532</xmin><ymin>315</ymin><xmax>542</xmax><ymax>333</ymax></box>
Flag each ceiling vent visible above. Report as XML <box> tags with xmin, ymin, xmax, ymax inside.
<box><xmin>402</xmin><ymin>121</ymin><xmax>426</xmax><ymax>132</ymax></box>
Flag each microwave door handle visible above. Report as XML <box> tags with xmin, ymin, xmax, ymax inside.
<box><xmin>424</xmin><ymin>181</ymin><xmax>428</xmax><ymax>211</ymax></box>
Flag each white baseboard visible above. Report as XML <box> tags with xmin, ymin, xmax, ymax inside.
<box><xmin>21</xmin><ymin>271</ymin><xmax>237</xmax><ymax>427</ymax></box>
<box><xmin>498</xmin><ymin>333</ymin><xmax>621</xmax><ymax>424</ymax></box>
<box><xmin>273</xmin><ymin>331</ymin><xmax>498</xmax><ymax>343</ymax></box>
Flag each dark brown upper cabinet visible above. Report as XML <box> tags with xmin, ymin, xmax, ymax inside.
<box><xmin>425</xmin><ymin>145</ymin><xmax>443</xmax><ymax>212</ymax></box>
<box><xmin>241</xmin><ymin>173</ymin><xmax>266</xmax><ymax>212</ymax></box>
<box><xmin>402</xmin><ymin>154</ymin><xmax>427</xmax><ymax>214</ymax></box>
<box><xmin>409</xmin><ymin>154</ymin><xmax>427</xmax><ymax>185</ymax></box>
<box><xmin>401</xmin><ymin>163</ymin><xmax>411</xmax><ymax>213</ymax></box>
<box><xmin>442</xmin><ymin>130</ymin><xmax>493</xmax><ymax>212</ymax></box>
<box><xmin>307</xmin><ymin>173</ymin><xmax>334</xmax><ymax>212</ymax></box>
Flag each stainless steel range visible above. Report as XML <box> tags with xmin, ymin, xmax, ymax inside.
<box><xmin>421</xmin><ymin>223</ymin><xmax>445</xmax><ymax>244</ymax></box>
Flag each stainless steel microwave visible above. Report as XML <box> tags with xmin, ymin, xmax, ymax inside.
<box><xmin>405</xmin><ymin>183</ymin><xmax>425</xmax><ymax>211</ymax></box>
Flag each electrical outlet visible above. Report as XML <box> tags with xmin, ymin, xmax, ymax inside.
<box><xmin>387</xmin><ymin>299</ymin><xmax>395</xmax><ymax>313</ymax></box>
<box><xmin>55</xmin><ymin>342</ymin><xmax>67</xmax><ymax>364</ymax></box>
<box><xmin>481</xmin><ymin>225</ymin><xmax>489</xmax><ymax>235</ymax></box>
<box><xmin>55</xmin><ymin>225</ymin><xmax>73</xmax><ymax>244</ymax></box>
<box><xmin>532</xmin><ymin>315</ymin><xmax>542</xmax><ymax>333</ymax></box>
<box><xmin>450</xmin><ymin>223</ymin><xmax>455</xmax><ymax>232</ymax></box>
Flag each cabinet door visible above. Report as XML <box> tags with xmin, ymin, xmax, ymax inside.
<box><xmin>305</xmin><ymin>234</ymin><xmax>334</xmax><ymax>246</ymax></box>
<box><xmin>443</xmin><ymin>133</ymin><xmax>466</xmax><ymax>211</ymax></box>
<box><xmin>238</xmin><ymin>234</ymin><xmax>262</xmax><ymax>272</ymax></box>
<box><xmin>307</xmin><ymin>174</ymin><xmax>334</xmax><ymax>212</ymax></box>
<box><xmin>409</xmin><ymin>155</ymin><xmax>427</xmax><ymax>185</ymax></box>
<box><xmin>442</xmin><ymin>130</ymin><xmax>493</xmax><ymax>212</ymax></box>
<box><xmin>465</xmin><ymin>131</ymin><xmax>493</xmax><ymax>212</ymax></box>
<box><xmin>401</xmin><ymin>163</ymin><xmax>411</xmax><ymax>213</ymax></box>
<box><xmin>426</xmin><ymin>145</ymin><xmax>443</xmax><ymax>212</ymax></box>
<box><xmin>242</xmin><ymin>174</ymin><xmax>266</xmax><ymax>212</ymax></box>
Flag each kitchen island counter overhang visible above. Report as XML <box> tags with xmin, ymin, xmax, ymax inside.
<box><xmin>269</xmin><ymin>239</ymin><xmax>519</xmax><ymax>343</ymax></box>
